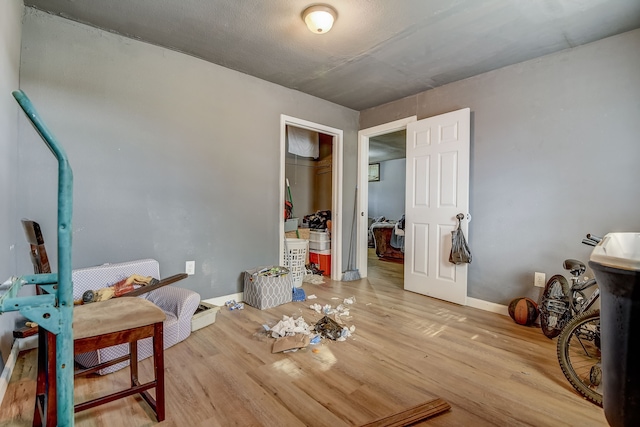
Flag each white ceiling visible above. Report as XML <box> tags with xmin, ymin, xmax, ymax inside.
<box><xmin>25</xmin><ymin>0</ymin><xmax>640</xmax><ymax>112</ymax></box>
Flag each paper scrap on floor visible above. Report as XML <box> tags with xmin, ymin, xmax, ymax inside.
<box><xmin>270</xmin><ymin>315</ymin><xmax>312</xmax><ymax>338</ymax></box>
<box><xmin>273</xmin><ymin>334</ymin><xmax>311</xmax><ymax>353</ymax></box>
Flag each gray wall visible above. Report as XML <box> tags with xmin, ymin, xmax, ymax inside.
<box><xmin>0</xmin><ymin>0</ymin><xmax>24</xmax><ymax>365</ymax></box>
<box><xmin>285</xmin><ymin>151</ymin><xmax>316</xmax><ymax>224</ymax></box>
<box><xmin>368</xmin><ymin>158</ymin><xmax>406</xmax><ymax>221</ymax></box>
<box><xmin>16</xmin><ymin>10</ymin><xmax>358</xmax><ymax>302</ymax></box>
<box><xmin>361</xmin><ymin>29</ymin><xmax>640</xmax><ymax>305</ymax></box>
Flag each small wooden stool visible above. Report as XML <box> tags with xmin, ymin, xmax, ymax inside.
<box><xmin>33</xmin><ymin>298</ymin><xmax>167</xmax><ymax>426</ymax></box>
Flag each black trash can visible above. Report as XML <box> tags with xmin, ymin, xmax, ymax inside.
<box><xmin>589</xmin><ymin>233</ymin><xmax>640</xmax><ymax>427</ymax></box>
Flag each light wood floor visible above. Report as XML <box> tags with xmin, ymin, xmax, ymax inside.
<box><xmin>1</xmin><ymin>250</ymin><xmax>606</xmax><ymax>426</ymax></box>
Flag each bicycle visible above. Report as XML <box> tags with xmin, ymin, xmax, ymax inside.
<box><xmin>539</xmin><ymin>234</ymin><xmax>603</xmax><ymax>406</ymax></box>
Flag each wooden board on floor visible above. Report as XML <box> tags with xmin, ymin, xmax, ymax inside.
<box><xmin>360</xmin><ymin>398</ymin><xmax>451</xmax><ymax>427</ymax></box>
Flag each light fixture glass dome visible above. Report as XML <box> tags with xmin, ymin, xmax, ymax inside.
<box><xmin>303</xmin><ymin>5</ymin><xmax>337</xmax><ymax>34</ymax></box>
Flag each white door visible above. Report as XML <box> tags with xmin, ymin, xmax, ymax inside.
<box><xmin>404</xmin><ymin>108</ymin><xmax>470</xmax><ymax>305</ymax></box>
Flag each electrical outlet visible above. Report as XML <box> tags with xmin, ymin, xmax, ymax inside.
<box><xmin>534</xmin><ymin>272</ymin><xmax>546</xmax><ymax>288</ymax></box>
<box><xmin>186</xmin><ymin>261</ymin><xmax>195</xmax><ymax>275</ymax></box>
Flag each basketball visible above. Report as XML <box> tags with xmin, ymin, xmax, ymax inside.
<box><xmin>508</xmin><ymin>297</ymin><xmax>539</xmax><ymax>326</ymax></box>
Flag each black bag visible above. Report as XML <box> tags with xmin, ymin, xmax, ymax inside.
<box><xmin>449</xmin><ymin>215</ymin><xmax>472</xmax><ymax>264</ymax></box>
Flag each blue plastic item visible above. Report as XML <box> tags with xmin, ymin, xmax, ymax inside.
<box><xmin>292</xmin><ymin>287</ymin><xmax>306</xmax><ymax>302</ymax></box>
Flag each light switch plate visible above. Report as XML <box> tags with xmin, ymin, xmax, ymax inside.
<box><xmin>186</xmin><ymin>261</ymin><xmax>195</xmax><ymax>275</ymax></box>
<box><xmin>534</xmin><ymin>272</ymin><xmax>546</xmax><ymax>288</ymax></box>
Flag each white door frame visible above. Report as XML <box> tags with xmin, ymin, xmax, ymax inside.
<box><xmin>280</xmin><ymin>115</ymin><xmax>343</xmax><ymax>281</ymax></box>
<box><xmin>356</xmin><ymin>116</ymin><xmax>417</xmax><ymax>277</ymax></box>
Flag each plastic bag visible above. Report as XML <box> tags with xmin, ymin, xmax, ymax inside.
<box><xmin>449</xmin><ymin>216</ymin><xmax>472</xmax><ymax>264</ymax></box>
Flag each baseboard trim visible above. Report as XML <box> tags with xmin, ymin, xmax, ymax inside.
<box><xmin>467</xmin><ymin>297</ymin><xmax>509</xmax><ymax>316</ymax></box>
<box><xmin>204</xmin><ymin>293</ymin><xmax>507</xmax><ymax>318</ymax></box>
<box><xmin>202</xmin><ymin>292</ymin><xmax>243</xmax><ymax>308</ymax></box>
<box><xmin>0</xmin><ymin>335</ymin><xmax>39</xmax><ymax>408</ymax></box>
<box><xmin>0</xmin><ymin>340</ymin><xmax>19</xmax><ymax>409</ymax></box>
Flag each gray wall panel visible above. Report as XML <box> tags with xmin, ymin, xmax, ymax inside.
<box><xmin>0</xmin><ymin>0</ymin><xmax>24</xmax><ymax>365</ymax></box>
<box><xmin>361</xmin><ymin>29</ymin><xmax>640</xmax><ymax>304</ymax></box>
<box><xmin>17</xmin><ymin>9</ymin><xmax>358</xmax><ymax>304</ymax></box>
<box><xmin>368</xmin><ymin>159</ymin><xmax>406</xmax><ymax>221</ymax></box>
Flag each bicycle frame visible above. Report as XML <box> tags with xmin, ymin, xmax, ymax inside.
<box><xmin>543</xmin><ymin>234</ymin><xmax>603</xmax><ymax>406</ymax></box>
<box><xmin>569</xmin><ymin>277</ymin><xmax>599</xmax><ymax>316</ymax></box>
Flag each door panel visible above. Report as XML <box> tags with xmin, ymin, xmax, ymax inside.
<box><xmin>412</xmin><ymin>222</ymin><xmax>429</xmax><ymax>276</ymax></box>
<box><xmin>404</xmin><ymin>108</ymin><xmax>470</xmax><ymax>305</ymax></box>
<box><xmin>439</xmin><ymin>152</ymin><xmax>458</xmax><ymax>207</ymax></box>
<box><xmin>437</xmin><ymin>223</ymin><xmax>456</xmax><ymax>282</ymax></box>
<box><xmin>414</xmin><ymin>155</ymin><xmax>430</xmax><ymax>207</ymax></box>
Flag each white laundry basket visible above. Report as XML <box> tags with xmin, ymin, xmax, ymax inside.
<box><xmin>284</xmin><ymin>238</ymin><xmax>308</xmax><ymax>288</ymax></box>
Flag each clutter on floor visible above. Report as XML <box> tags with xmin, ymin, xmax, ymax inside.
<box><xmin>260</xmin><ymin>295</ymin><xmax>358</xmax><ymax>353</ymax></box>
<box><xmin>303</xmin><ymin>273</ymin><xmax>325</xmax><ymax>285</ymax></box>
<box><xmin>292</xmin><ymin>287</ymin><xmax>306</xmax><ymax>301</ymax></box>
<box><xmin>225</xmin><ymin>300</ymin><xmax>245</xmax><ymax>310</ymax></box>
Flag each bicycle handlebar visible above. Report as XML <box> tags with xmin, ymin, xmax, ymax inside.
<box><xmin>587</xmin><ymin>234</ymin><xmax>602</xmax><ymax>243</ymax></box>
<box><xmin>582</xmin><ymin>234</ymin><xmax>603</xmax><ymax>247</ymax></box>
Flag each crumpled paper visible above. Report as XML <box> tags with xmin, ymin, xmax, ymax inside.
<box><xmin>269</xmin><ymin>315</ymin><xmax>312</xmax><ymax>338</ymax></box>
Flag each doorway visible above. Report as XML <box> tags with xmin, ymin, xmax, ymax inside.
<box><xmin>356</xmin><ymin>117</ymin><xmax>416</xmax><ymax>278</ymax></box>
<box><xmin>366</xmin><ymin>130</ymin><xmax>407</xmax><ymax>276</ymax></box>
<box><xmin>280</xmin><ymin>115</ymin><xmax>343</xmax><ymax>281</ymax></box>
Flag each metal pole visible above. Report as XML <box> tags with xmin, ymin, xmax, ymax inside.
<box><xmin>13</xmin><ymin>90</ymin><xmax>75</xmax><ymax>426</ymax></box>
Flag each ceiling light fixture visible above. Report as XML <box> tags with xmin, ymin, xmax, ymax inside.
<box><xmin>302</xmin><ymin>5</ymin><xmax>337</xmax><ymax>34</ymax></box>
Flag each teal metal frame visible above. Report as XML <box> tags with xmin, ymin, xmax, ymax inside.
<box><xmin>0</xmin><ymin>90</ymin><xmax>74</xmax><ymax>425</ymax></box>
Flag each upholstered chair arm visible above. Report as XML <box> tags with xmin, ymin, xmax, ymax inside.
<box><xmin>143</xmin><ymin>285</ymin><xmax>200</xmax><ymax>319</ymax></box>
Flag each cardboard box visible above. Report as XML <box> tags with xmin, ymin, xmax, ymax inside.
<box><xmin>191</xmin><ymin>302</ymin><xmax>220</xmax><ymax>332</ymax></box>
<box><xmin>243</xmin><ymin>267</ymin><xmax>293</xmax><ymax>309</ymax></box>
<box><xmin>309</xmin><ymin>250</ymin><xmax>331</xmax><ymax>276</ymax></box>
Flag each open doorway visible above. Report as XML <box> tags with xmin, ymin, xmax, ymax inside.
<box><xmin>284</xmin><ymin>127</ymin><xmax>333</xmax><ymax>277</ymax></box>
<box><xmin>279</xmin><ymin>115</ymin><xmax>343</xmax><ymax>281</ymax></box>
<box><xmin>366</xmin><ymin>130</ymin><xmax>407</xmax><ymax>278</ymax></box>
<box><xmin>357</xmin><ymin>116</ymin><xmax>416</xmax><ymax>278</ymax></box>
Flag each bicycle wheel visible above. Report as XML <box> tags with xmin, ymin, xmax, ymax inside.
<box><xmin>557</xmin><ymin>310</ymin><xmax>602</xmax><ymax>406</ymax></box>
<box><xmin>540</xmin><ymin>274</ymin><xmax>571</xmax><ymax>338</ymax></box>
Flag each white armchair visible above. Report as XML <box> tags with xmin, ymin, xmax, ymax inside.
<box><xmin>72</xmin><ymin>258</ymin><xmax>200</xmax><ymax>374</ymax></box>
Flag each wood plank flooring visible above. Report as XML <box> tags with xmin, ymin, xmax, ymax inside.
<box><xmin>0</xmin><ymin>250</ymin><xmax>607</xmax><ymax>426</ymax></box>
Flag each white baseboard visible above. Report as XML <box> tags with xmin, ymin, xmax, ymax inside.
<box><xmin>467</xmin><ymin>297</ymin><xmax>509</xmax><ymax>316</ymax></box>
<box><xmin>204</xmin><ymin>293</ymin><xmax>508</xmax><ymax>319</ymax></box>
<box><xmin>18</xmin><ymin>335</ymin><xmax>38</xmax><ymax>352</ymax></box>
<box><xmin>202</xmin><ymin>292</ymin><xmax>243</xmax><ymax>308</ymax></box>
<box><xmin>0</xmin><ymin>336</ymin><xmax>39</xmax><ymax>408</ymax></box>
<box><xmin>0</xmin><ymin>341</ymin><xmax>19</xmax><ymax>409</ymax></box>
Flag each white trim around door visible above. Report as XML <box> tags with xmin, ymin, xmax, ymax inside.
<box><xmin>357</xmin><ymin>116</ymin><xmax>417</xmax><ymax>278</ymax></box>
<box><xmin>280</xmin><ymin>115</ymin><xmax>343</xmax><ymax>281</ymax></box>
